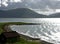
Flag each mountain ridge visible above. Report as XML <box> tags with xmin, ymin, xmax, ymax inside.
<box><xmin>0</xmin><ymin>8</ymin><xmax>60</xmax><ymax>18</ymax></box>
<box><xmin>0</xmin><ymin>8</ymin><xmax>47</xmax><ymax>18</ymax></box>
<box><xmin>49</xmin><ymin>13</ymin><xmax>60</xmax><ymax>18</ymax></box>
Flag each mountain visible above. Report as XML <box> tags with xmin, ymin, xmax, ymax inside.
<box><xmin>1</xmin><ymin>8</ymin><xmax>60</xmax><ymax>18</ymax></box>
<box><xmin>49</xmin><ymin>13</ymin><xmax>60</xmax><ymax>18</ymax></box>
<box><xmin>0</xmin><ymin>8</ymin><xmax>47</xmax><ymax>18</ymax></box>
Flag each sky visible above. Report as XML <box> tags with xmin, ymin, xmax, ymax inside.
<box><xmin>0</xmin><ymin>0</ymin><xmax>59</xmax><ymax>8</ymax></box>
<box><xmin>0</xmin><ymin>0</ymin><xmax>22</xmax><ymax>7</ymax></box>
<box><xmin>0</xmin><ymin>0</ymin><xmax>60</xmax><ymax>15</ymax></box>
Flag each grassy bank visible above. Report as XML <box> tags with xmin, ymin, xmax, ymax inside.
<box><xmin>0</xmin><ymin>22</ymin><xmax>41</xmax><ymax>44</ymax></box>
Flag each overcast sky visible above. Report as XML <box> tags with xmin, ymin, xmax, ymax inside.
<box><xmin>0</xmin><ymin>0</ymin><xmax>60</xmax><ymax>9</ymax></box>
<box><xmin>0</xmin><ymin>0</ymin><xmax>60</xmax><ymax>16</ymax></box>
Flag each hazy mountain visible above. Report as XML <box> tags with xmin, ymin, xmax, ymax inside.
<box><xmin>0</xmin><ymin>8</ymin><xmax>60</xmax><ymax>18</ymax></box>
<box><xmin>49</xmin><ymin>13</ymin><xmax>60</xmax><ymax>18</ymax></box>
<box><xmin>0</xmin><ymin>8</ymin><xmax>47</xmax><ymax>18</ymax></box>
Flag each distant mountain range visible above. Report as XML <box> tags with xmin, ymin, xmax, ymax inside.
<box><xmin>0</xmin><ymin>8</ymin><xmax>47</xmax><ymax>18</ymax></box>
<box><xmin>0</xmin><ymin>8</ymin><xmax>60</xmax><ymax>18</ymax></box>
<box><xmin>49</xmin><ymin>13</ymin><xmax>60</xmax><ymax>18</ymax></box>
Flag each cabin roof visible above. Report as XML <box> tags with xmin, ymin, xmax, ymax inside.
<box><xmin>1</xmin><ymin>31</ymin><xmax>20</xmax><ymax>38</ymax></box>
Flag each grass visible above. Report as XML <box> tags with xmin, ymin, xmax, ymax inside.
<box><xmin>0</xmin><ymin>22</ymin><xmax>41</xmax><ymax>44</ymax></box>
<box><xmin>15</xmin><ymin>38</ymin><xmax>41</xmax><ymax>44</ymax></box>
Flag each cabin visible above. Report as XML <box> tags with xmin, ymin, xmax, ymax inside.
<box><xmin>0</xmin><ymin>31</ymin><xmax>20</xmax><ymax>44</ymax></box>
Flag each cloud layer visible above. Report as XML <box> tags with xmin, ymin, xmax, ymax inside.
<box><xmin>0</xmin><ymin>0</ymin><xmax>60</xmax><ymax>10</ymax></box>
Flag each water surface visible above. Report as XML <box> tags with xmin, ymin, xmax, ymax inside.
<box><xmin>0</xmin><ymin>18</ymin><xmax>60</xmax><ymax>44</ymax></box>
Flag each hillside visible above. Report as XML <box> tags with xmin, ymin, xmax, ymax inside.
<box><xmin>1</xmin><ymin>8</ymin><xmax>60</xmax><ymax>18</ymax></box>
<box><xmin>49</xmin><ymin>13</ymin><xmax>60</xmax><ymax>18</ymax></box>
<box><xmin>0</xmin><ymin>8</ymin><xmax>47</xmax><ymax>18</ymax></box>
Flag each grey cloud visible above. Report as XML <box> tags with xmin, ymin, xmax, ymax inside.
<box><xmin>0</xmin><ymin>0</ymin><xmax>60</xmax><ymax>10</ymax></box>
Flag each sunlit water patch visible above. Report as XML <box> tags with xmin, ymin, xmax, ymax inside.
<box><xmin>8</xmin><ymin>21</ymin><xmax>60</xmax><ymax>44</ymax></box>
<box><xmin>0</xmin><ymin>18</ymin><xmax>60</xmax><ymax>44</ymax></box>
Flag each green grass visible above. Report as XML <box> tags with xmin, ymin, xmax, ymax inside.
<box><xmin>0</xmin><ymin>22</ymin><xmax>41</xmax><ymax>44</ymax></box>
<box><xmin>15</xmin><ymin>37</ymin><xmax>41</xmax><ymax>44</ymax></box>
<box><xmin>0</xmin><ymin>23</ymin><xmax>5</xmax><ymax>34</ymax></box>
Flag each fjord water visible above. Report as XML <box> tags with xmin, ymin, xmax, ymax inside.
<box><xmin>0</xmin><ymin>18</ymin><xmax>60</xmax><ymax>44</ymax></box>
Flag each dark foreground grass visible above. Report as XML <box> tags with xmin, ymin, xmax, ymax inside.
<box><xmin>15</xmin><ymin>38</ymin><xmax>41</xmax><ymax>44</ymax></box>
<box><xmin>0</xmin><ymin>22</ymin><xmax>41</xmax><ymax>44</ymax></box>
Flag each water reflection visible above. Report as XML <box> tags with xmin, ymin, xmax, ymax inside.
<box><xmin>0</xmin><ymin>18</ymin><xmax>60</xmax><ymax>44</ymax></box>
<box><xmin>8</xmin><ymin>21</ymin><xmax>60</xmax><ymax>44</ymax></box>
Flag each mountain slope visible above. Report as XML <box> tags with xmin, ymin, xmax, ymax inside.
<box><xmin>49</xmin><ymin>13</ymin><xmax>60</xmax><ymax>18</ymax></box>
<box><xmin>0</xmin><ymin>8</ymin><xmax>47</xmax><ymax>18</ymax></box>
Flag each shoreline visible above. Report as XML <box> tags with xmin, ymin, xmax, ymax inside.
<box><xmin>0</xmin><ymin>22</ymin><xmax>53</xmax><ymax>44</ymax></box>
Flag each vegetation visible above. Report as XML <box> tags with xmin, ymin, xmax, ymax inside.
<box><xmin>15</xmin><ymin>38</ymin><xmax>41</xmax><ymax>44</ymax></box>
